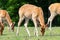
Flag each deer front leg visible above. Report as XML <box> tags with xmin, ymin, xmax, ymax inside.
<box><xmin>9</xmin><ymin>23</ymin><xmax>13</xmax><ymax>32</ymax></box>
<box><xmin>24</xmin><ymin>18</ymin><xmax>30</xmax><ymax>37</ymax></box>
<box><xmin>16</xmin><ymin>17</ymin><xmax>24</xmax><ymax>36</ymax></box>
<box><xmin>32</xmin><ymin>18</ymin><xmax>38</xmax><ymax>37</ymax></box>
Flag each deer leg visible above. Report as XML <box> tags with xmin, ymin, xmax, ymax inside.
<box><xmin>11</xmin><ymin>23</ymin><xmax>14</xmax><ymax>32</ymax></box>
<box><xmin>32</xmin><ymin>18</ymin><xmax>38</xmax><ymax>37</ymax></box>
<box><xmin>48</xmin><ymin>13</ymin><xmax>56</xmax><ymax>31</ymax></box>
<box><xmin>0</xmin><ymin>22</ymin><xmax>4</xmax><ymax>35</ymax></box>
<box><xmin>9</xmin><ymin>23</ymin><xmax>12</xmax><ymax>32</ymax></box>
<box><xmin>47</xmin><ymin>18</ymin><xmax>50</xmax><ymax>25</ymax></box>
<box><xmin>34</xmin><ymin>27</ymin><xmax>36</xmax><ymax>36</ymax></box>
<box><xmin>47</xmin><ymin>18</ymin><xmax>52</xmax><ymax>31</ymax></box>
<box><xmin>24</xmin><ymin>18</ymin><xmax>30</xmax><ymax>37</ymax></box>
<box><xmin>16</xmin><ymin>17</ymin><xmax>24</xmax><ymax>36</ymax></box>
<box><xmin>0</xmin><ymin>18</ymin><xmax>4</xmax><ymax>35</ymax></box>
<box><xmin>47</xmin><ymin>17</ymin><xmax>51</xmax><ymax>30</ymax></box>
<box><xmin>49</xmin><ymin>19</ymin><xmax>52</xmax><ymax>31</ymax></box>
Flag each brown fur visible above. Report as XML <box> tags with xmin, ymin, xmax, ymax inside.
<box><xmin>49</xmin><ymin>3</ymin><xmax>60</xmax><ymax>14</ymax></box>
<box><xmin>46</xmin><ymin>3</ymin><xmax>60</xmax><ymax>30</ymax></box>
<box><xmin>18</xmin><ymin>4</ymin><xmax>46</xmax><ymax>36</ymax></box>
<box><xmin>0</xmin><ymin>10</ymin><xmax>14</xmax><ymax>35</ymax></box>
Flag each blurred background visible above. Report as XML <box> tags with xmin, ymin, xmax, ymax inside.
<box><xmin>0</xmin><ymin>0</ymin><xmax>60</xmax><ymax>26</ymax></box>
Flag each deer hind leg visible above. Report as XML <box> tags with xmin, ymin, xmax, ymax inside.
<box><xmin>16</xmin><ymin>17</ymin><xmax>24</xmax><ymax>36</ymax></box>
<box><xmin>32</xmin><ymin>18</ymin><xmax>38</xmax><ymax>37</ymax></box>
<box><xmin>24</xmin><ymin>18</ymin><xmax>30</xmax><ymax>37</ymax></box>
<box><xmin>0</xmin><ymin>22</ymin><xmax>4</xmax><ymax>35</ymax></box>
<box><xmin>47</xmin><ymin>12</ymin><xmax>57</xmax><ymax>31</ymax></box>
<box><xmin>0</xmin><ymin>17</ymin><xmax>4</xmax><ymax>35</ymax></box>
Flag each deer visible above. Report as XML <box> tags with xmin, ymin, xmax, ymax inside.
<box><xmin>47</xmin><ymin>3</ymin><xmax>60</xmax><ymax>31</ymax></box>
<box><xmin>16</xmin><ymin>4</ymin><xmax>47</xmax><ymax>37</ymax></box>
<box><xmin>0</xmin><ymin>10</ymin><xmax>14</xmax><ymax>35</ymax></box>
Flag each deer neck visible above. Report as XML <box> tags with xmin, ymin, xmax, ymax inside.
<box><xmin>38</xmin><ymin>13</ymin><xmax>45</xmax><ymax>27</ymax></box>
<box><xmin>5</xmin><ymin>13</ymin><xmax>12</xmax><ymax>27</ymax></box>
<box><xmin>39</xmin><ymin>16</ymin><xmax>45</xmax><ymax>27</ymax></box>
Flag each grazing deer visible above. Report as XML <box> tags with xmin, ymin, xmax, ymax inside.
<box><xmin>0</xmin><ymin>10</ymin><xmax>14</xmax><ymax>35</ymax></box>
<box><xmin>16</xmin><ymin>4</ymin><xmax>47</xmax><ymax>36</ymax></box>
<box><xmin>47</xmin><ymin>3</ymin><xmax>60</xmax><ymax>30</ymax></box>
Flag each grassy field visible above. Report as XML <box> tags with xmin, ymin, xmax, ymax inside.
<box><xmin>0</xmin><ymin>27</ymin><xmax>60</xmax><ymax>40</ymax></box>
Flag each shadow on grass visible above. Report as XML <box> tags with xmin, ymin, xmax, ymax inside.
<box><xmin>0</xmin><ymin>34</ymin><xmax>8</xmax><ymax>36</ymax></box>
<box><xmin>16</xmin><ymin>34</ymin><xmax>60</xmax><ymax>38</ymax></box>
<box><xmin>39</xmin><ymin>34</ymin><xmax>60</xmax><ymax>36</ymax></box>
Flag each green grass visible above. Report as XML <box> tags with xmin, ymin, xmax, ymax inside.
<box><xmin>0</xmin><ymin>27</ymin><xmax>60</xmax><ymax>40</ymax></box>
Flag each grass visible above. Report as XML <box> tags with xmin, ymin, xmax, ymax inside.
<box><xmin>0</xmin><ymin>27</ymin><xmax>60</xmax><ymax>40</ymax></box>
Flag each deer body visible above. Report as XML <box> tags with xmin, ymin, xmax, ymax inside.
<box><xmin>0</xmin><ymin>10</ymin><xmax>14</xmax><ymax>35</ymax></box>
<box><xmin>47</xmin><ymin>3</ymin><xmax>60</xmax><ymax>30</ymax></box>
<box><xmin>16</xmin><ymin>4</ymin><xmax>46</xmax><ymax>36</ymax></box>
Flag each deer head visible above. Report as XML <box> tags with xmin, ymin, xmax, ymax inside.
<box><xmin>11</xmin><ymin>22</ymin><xmax>15</xmax><ymax>32</ymax></box>
<box><xmin>40</xmin><ymin>24</ymin><xmax>48</xmax><ymax>36</ymax></box>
